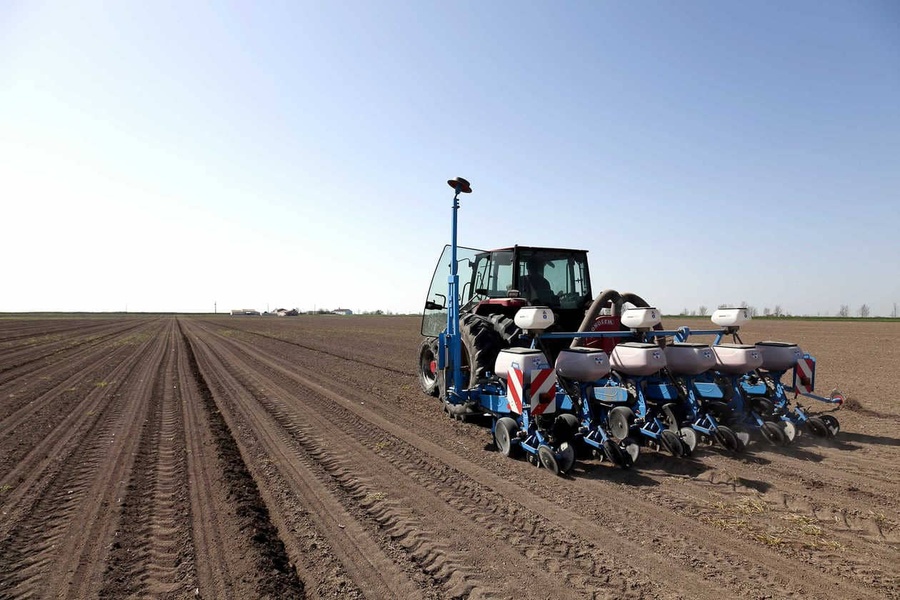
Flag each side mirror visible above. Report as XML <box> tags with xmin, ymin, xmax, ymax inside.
<box><xmin>425</xmin><ymin>300</ymin><xmax>445</xmax><ymax>311</ymax></box>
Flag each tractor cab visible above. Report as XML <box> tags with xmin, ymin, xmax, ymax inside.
<box><xmin>421</xmin><ymin>245</ymin><xmax>592</xmax><ymax>338</ymax></box>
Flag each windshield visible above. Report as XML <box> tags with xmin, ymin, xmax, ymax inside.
<box><xmin>421</xmin><ymin>245</ymin><xmax>483</xmax><ymax>337</ymax></box>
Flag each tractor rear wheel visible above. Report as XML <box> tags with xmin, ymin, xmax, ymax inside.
<box><xmin>437</xmin><ymin>315</ymin><xmax>505</xmax><ymax>401</ymax></box>
<box><xmin>487</xmin><ymin>313</ymin><xmax>525</xmax><ymax>347</ymax></box>
<box><xmin>417</xmin><ymin>338</ymin><xmax>440</xmax><ymax>397</ymax></box>
<box><xmin>459</xmin><ymin>314</ymin><xmax>505</xmax><ymax>384</ymax></box>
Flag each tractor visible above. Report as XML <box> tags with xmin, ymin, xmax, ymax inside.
<box><xmin>417</xmin><ymin>178</ymin><xmax>660</xmax><ymax>474</ymax></box>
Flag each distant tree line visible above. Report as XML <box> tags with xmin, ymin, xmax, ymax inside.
<box><xmin>677</xmin><ymin>301</ymin><xmax>900</xmax><ymax>318</ymax></box>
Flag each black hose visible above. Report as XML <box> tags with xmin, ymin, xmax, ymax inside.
<box><xmin>571</xmin><ymin>289</ymin><xmax>621</xmax><ymax>348</ymax></box>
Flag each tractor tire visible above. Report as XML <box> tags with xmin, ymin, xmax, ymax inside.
<box><xmin>417</xmin><ymin>338</ymin><xmax>440</xmax><ymax>397</ymax></box>
<box><xmin>487</xmin><ymin>313</ymin><xmax>525</xmax><ymax>347</ymax></box>
<box><xmin>458</xmin><ymin>314</ymin><xmax>506</xmax><ymax>384</ymax></box>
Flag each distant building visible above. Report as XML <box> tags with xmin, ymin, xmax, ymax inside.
<box><xmin>275</xmin><ymin>308</ymin><xmax>299</xmax><ymax>317</ymax></box>
<box><xmin>231</xmin><ymin>308</ymin><xmax>260</xmax><ymax>316</ymax></box>
<box><xmin>332</xmin><ymin>308</ymin><xmax>353</xmax><ymax>315</ymax></box>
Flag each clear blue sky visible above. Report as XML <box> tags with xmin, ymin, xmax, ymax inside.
<box><xmin>2</xmin><ymin>1</ymin><xmax>898</xmax><ymax>315</ymax></box>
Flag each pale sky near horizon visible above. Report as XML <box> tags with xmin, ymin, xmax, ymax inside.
<box><xmin>2</xmin><ymin>1</ymin><xmax>898</xmax><ymax>316</ymax></box>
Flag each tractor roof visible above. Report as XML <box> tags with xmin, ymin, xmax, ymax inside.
<box><xmin>486</xmin><ymin>245</ymin><xmax>590</xmax><ymax>254</ymax></box>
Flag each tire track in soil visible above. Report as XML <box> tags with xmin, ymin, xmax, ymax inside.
<box><xmin>179</xmin><ymin>324</ymin><xmax>305</xmax><ymax>599</ymax></box>
<box><xmin>98</xmin><ymin>320</ymin><xmax>196</xmax><ymax>598</ymax></box>
<box><xmin>0</xmin><ymin>319</ymin><xmax>169</xmax><ymax>598</ymax></box>
<box><xmin>220</xmin><ymin>326</ymin><xmax>410</xmax><ymax>376</ymax></box>
<box><xmin>206</xmin><ymin>321</ymin><xmax>887</xmax><ymax>600</ymax></box>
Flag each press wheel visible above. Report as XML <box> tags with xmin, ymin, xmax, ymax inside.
<box><xmin>806</xmin><ymin>416</ymin><xmax>829</xmax><ymax>437</ymax></box>
<box><xmin>557</xmin><ymin>443</ymin><xmax>576</xmax><ymax>474</ymax></box>
<box><xmin>760</xmin><ymin>421</ymin><xmax>788</xmax><ymax>445</ymax></box>
<box><xmin>659</xmin><ymin>429</ymin><xmax>684</xmax><ymax>457</ymax></box>
<box><xmin>538</xmin><ymin>445</ymin><xmax>560</xmax><ymax>474</ymax></box>
<box><xmin>714</xmin><ymin>425</ymin><xmax>741</xmax><ymax>453</ymax></box>
<box><xmin>820</xmin><ymin>414</ymin><xmax>840</xmax><ymax>437</ymax></box>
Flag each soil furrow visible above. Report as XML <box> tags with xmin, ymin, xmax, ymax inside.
<box><xmin>180</xmin><ymin>327</ymin><xmax>306</xmax><ymax>599</ymax></box>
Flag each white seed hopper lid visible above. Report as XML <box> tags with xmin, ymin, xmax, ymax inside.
<box><xmin>711</xmin><ymin>307</ymin><xmax>751</xmax><ymax>327</ymax></box>
<box><xmin>514</xmin><ymin>306</ymin><xmax>556</xmax><ymax>331</ymax></box>
<box><xmin>621</xmin><ymin>307</ymin><xmax>661</xmax><ymax>329</ymax></box>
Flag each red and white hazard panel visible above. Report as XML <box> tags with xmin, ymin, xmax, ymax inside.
<box><xmin>507</xmin><ymin>367</ymin><xmax>558</xmax><ymax>415</ymax></box>
<box><xmin>507</xmin><ymin>368</ymin><xmax>525</xmax><ymax>414</ymax></box>
<box><xmin>793</xmin><ymin>356</ymin><xmax>816</xmax><ymax>394</ymax></box>
<box><xmin>529</xmin><ymin>368</ymin><xmax>558</xmax><ymax>416</ymax></box>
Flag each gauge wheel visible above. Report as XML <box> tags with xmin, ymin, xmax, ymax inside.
<box><xmin>779</xmin><ymin>420</ymin><xmax>798</xmax><ymax>443</ymax></box>
<box><xmin>494</xmin><ymin>417</ymin><xmax>520</xmax><ymax>457</ymax></box>
<box><xmin>679</xmin><ymin>426</ymin><xmax>698</xmax><ymax>453</ymax></box>
<box><xmin>659</xmin><ymin>429</ymin><xmax>684</xmax><ymax>457</ymax></box>
<box><xmin>608</xmin><ymin>406</ymin><xmax>635</xmax><ymax>440</ymax></box>
<box><xmin>557</xmin><ymin>443</ymin><xmax>576</xmax><ymax>474</ymax></box>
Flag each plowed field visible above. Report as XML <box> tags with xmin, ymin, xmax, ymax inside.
<box><xmin>1</xmin><ymin>315</ymin><xmax>897</xmax><ymax>599</ymax></box>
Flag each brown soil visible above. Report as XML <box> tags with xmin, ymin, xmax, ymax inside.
<box><xmin>0</xmin><ymin>314</ymin><xmax>897</xmax><ymax>599</ymax></box>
